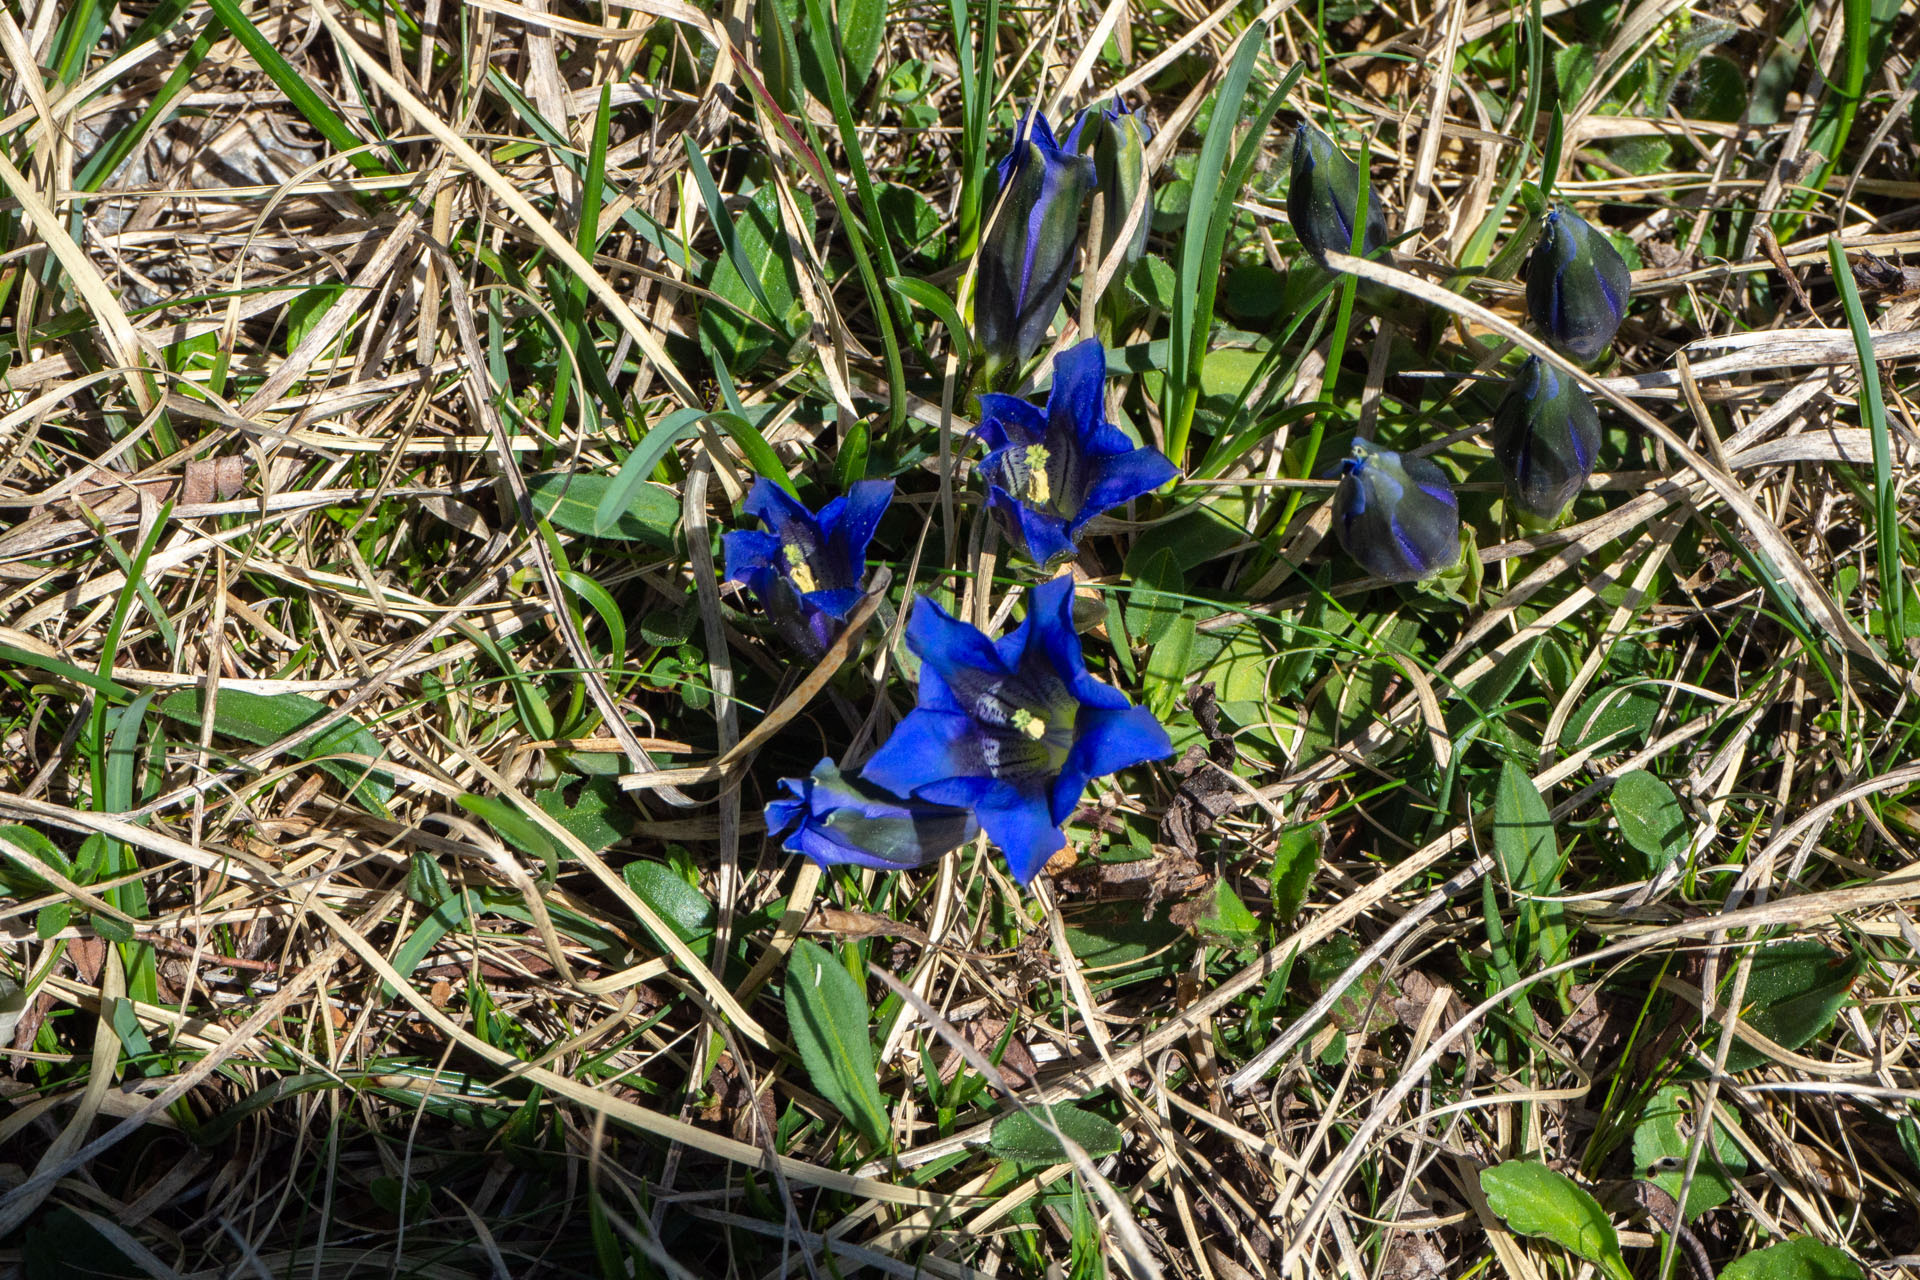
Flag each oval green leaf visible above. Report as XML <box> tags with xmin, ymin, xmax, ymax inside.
<box><xmin>1479</xmin><ymin>1160</ymin><xmax>1630</xmax><ymax>1280</ymax></box>
<box><xmin>988</xmin><ymin>1103</ymin><xmax>1124</xmax><ymax>1164</ymax></box>
<box><xmin>785</xmin><ymin>939</ymin><xmax>888</xmax><ymax>1149</ymax></box>
<box><xmin>1719</xmin><ymin>1237</ymin><xmax>1864</xmax><ymax>1280</ymax></box>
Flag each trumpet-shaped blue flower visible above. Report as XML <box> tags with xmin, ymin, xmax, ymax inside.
<box><xmin>766</xmin><ymin>758</ymin><xmax>981</xmax><ymax>872</ymax></box>
<box><xmin>1527</xmin><ymin>205</ymin><xmax>1631</xmax><ymax>362</ymax></box>
<box><xmin>722</xmin><ymin>478</ymin><xmax>892</xmax><ymax>659</ymax></box>
<box><xmin>863</xmin><ymin>575</ymin><xmax>1171</xmax><ymax>884</ymax></box>
<box><xmin>1288</xmin><ymin>121</ymin><xmax>1388</xmax><ymax>270</ymax></box>
<box><xmin>976</xmin><ymin>338</ymin><xmax>1179</xmax><ymax>566</ymax></box>
<box><xmin>1332</xmin><ymin>440</ymin><xmax>1461</xmax><ymax>583</ymax></box>
<box><xmin>1068</xmin><ymin>96</ymin><xmax>1153</xmax><ymax>275</ymax></box>
<box><xmin>1493</xmin><ymin>356</ymin><xmax>1602</xmax><ymax>524</ymax></box>
<box><xmin>976</xmin><ymin>111</ymin><xmax>1098</xmax><ymax>378</ymax></box>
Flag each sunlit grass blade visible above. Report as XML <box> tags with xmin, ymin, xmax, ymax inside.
<box><xmin>1829</xmin><ymin>233</ymin><xmax>1905</xmax><ymax>649</ymax></box>
<box><xmin>204</xmin><ymin>0</ymin><xmax>389</xmax><ymax>178</ymax></box>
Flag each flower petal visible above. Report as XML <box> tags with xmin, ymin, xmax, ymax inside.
<box><xmin>987</xmin><ymin>485</ymin><xmax>1076</xmax><ymax>566</ymax></box>
<box><xmin>1070</xmin><ymin>445</ymin><xmax>1180</xmax><ymax>537</ymax></box>
<box><xmin>722</xmin><ymin>529</ymin><xmax>781</xmax><ymax>584</ymax></box>
<box><xmin>977</xmin><ymin>393</ymin><xmax>1048</xmax><ymax>452</ymax></box>
<box><xmin>821</xmin><ymin>479</ymin><xmax>894</xmax><ymax>569</ymax></box>
<box><xmin>861</xmin><ymin>708</ymin><xmax>989</xmax><ymax>797</ymax></box>
<box><xmin>976</xmin><ymin>782</ymin><xmax>1067</xmax><ymax>884</ymax></box>
<box><xmin>742</xmin><ymin>478</ymin><xmax>822</xmax><ymax>554</ymax></box>
<box><xmin>1045</xmin><ymin>338</ymin><xmax>1108</xmax><ymax>445</ymax></box>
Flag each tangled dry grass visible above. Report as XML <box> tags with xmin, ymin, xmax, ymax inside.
<box><xmin>3</xmin><ymin>0</ymin><xmax>1920</xmax><ymax>1276</ymax></box>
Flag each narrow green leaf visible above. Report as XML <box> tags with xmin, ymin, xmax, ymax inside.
<box><xmin>596</xmin><ymin>409</ymin><xmax>704</xmax><ymax>536</ymax></box>
<box><xmin>1493</xmin><ymin>762</ymin><xmax>1559</xmax><ymax>895</ymax></box>
<box><xmin>713</xmin><ymin>410</ymin><xmax>799</xmax><ymax>497</ymax></box>
<box><xmin>785</xmin><ymin>939</ymin><xmax>889</xmax><ymax>1148</ymax></box>
<box><xmin>156</xmin><ymin>689</ymin><xmax>394</xmax><ymax>809</ymax></box>
<box><xmin>622</xmin><ymin>861</ymin><xmax>715</xmax><ymax>947</ymax></box>
<box><xmin>209</xmin><ymin>0</ymin><xmax>387</xmax><ymax>177</ymax></box>
<box><xmin>1479</xmin><ymin>1161</ymin><xmax>1631</xmax><ymax>1280</ymax></box>
<box><xmin>1125</xmin><ymin>548</ymin><xmax>1184</xmax><ymax>646</ymax></box>
<box><xmin>988</xmin><ymin>1103</ymin><xmax>1124</xmax><ymax>1163</ymax></box>
<box><xmin>1828</xmin><ymin>234</ymin><xmax>1903</xmax><ymax>647</ymax></box>
<box><xmin>0</xmin><ymin>642</ymin><xmax>130</xmax><ymax>699</ymax></box>
<box><xmin>456</xmin><ymin>794</ymin><xmax>558</xmax><ymax>867</ymax></box>
<box><xmin>887</xmin><ymin>275</ymin><xmax>971</xmax><ymax>370</ymax></box>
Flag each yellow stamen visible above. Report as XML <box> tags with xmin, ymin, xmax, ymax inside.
<box><xmin>784</xmin><ymin>543</ymin><xmax>818</xmax><ymax>594</ymax></box>
<box><xmin>1011</xmin><ymin>708</ymin><xmax>1048</xmax><ymax>740</ymax></box>
<box><xmin>1022</xmin><ymin>444</ymin><xmax>1051</xmax><ymax>506</ymax></box>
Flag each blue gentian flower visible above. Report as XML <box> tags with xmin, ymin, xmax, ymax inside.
<box><xmin>1288</xmin><ymin>121</ymin><xmax>1388</xmax><ymax>270</ymax></box>
<box><xmin>1068</xmin><ymin>96</ymin><xmax>1153</xmax><ymax>275</ymax></box>
<box><xmin>766</xmin><ymin>758</ymin><xmax>980</xmax><ymax>872</ymax></box>
<box><xmin>1526</xmin><ymin>205</ymin><xmax>1631</xmax><ymax>362</ymax></box>
<box><xmin>1493</xmin><ymin>356</ymin><xmax>1602</xmax><ymax>524</ymax></box>
<box><xmin>975</xmin><ymin>110</ymin><xmax>1098</xmax><ymax>379</ymax></box>
<box><xmin>1331</xmin><ymin>440</ymin><xmax>1461</xmax><ymax>583</ymax></box>
<box><xmin>722</xmin><ymin>478</ymin><xmax>893</xmax><ymax>659</ymax></box>
<box><xmin>863</xmin><ymin>575</ymin><xmax>1172</xmax><ymax>884</ymax></box>
<box><xmin>976</xmin><ymin>338</ymin><xmax>1179</xmax><ymax>567</ymax></box>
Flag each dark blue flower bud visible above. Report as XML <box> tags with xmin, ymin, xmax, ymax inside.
<box><xmin>1526</xmin><ymin>205</ymin><xmax>1631</xmax><ymax>362</ymax></box>
<box><xmin>766</xmin><ymin>758</ymin><xmax>980</xmax><ymax>872</ymax></box>
<box><xmin>1068</xmin><ymin>96</ymin><xmax>1152</xmax><ymax>275</ymax></box>
<box><xmin>1493</xmin><ymin>356</ymin><xmax>1602</xmax><ymax>524</ymax></box>
<box><xmin>1332</xmin><ymin>440</ymin><xmax>1461</xmax><ymax>583</ymax></box>
<box><xmin>1288</xmin><ymin>121</ymin><xmax>1388</xmax><ymax>270</ymax></box>
<box><xmin>975</xmin><ymin>112</ymin><xmax>1097</xmax><ymax>378</ymax></box>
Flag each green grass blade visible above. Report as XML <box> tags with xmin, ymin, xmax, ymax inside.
<box><xmin>1829</xmin><ymin>234</ymin><xmax>1904</xmax><ymax>648</ymax></box>
<box><xmin>204</xmin><ymin>0</ymin><xmax>388</xmax><ymax>178</ymax></box>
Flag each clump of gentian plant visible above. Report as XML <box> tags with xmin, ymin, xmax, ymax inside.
<box><xmin>1331</xmin><ymin>440</ymin><xmax>1462</xmax><ymax>584</ymax></box>
<box><xmin>765</xmin><ymin>759</ymin><xmax>980</xmax><ymax>871</ymax></box>
<box><xmin>857</xmin><ymin>574</ymin><xmax>1172</xmax><ymax>884</ymax></box>
<box><xmin>1493</xmin><ymin>355</ymin><xmax>1602</xmax><ymax>525</ymax></box>
<box><xmin>722</xmin><ymin>478</ymin><xmax>893</xmax><ymax>660</ymax></box>
<box><xmin>1288</xmin><ymin>121</ymin><xmax>1388</xmax><ymax>270</ymax></box>
<box><xmin>974</xmin><ymin>110</ymin><xmax>1097</xmax><ymax>384</ymax></box>
<box><xmin>1526</xmin><ymin>205</ymin><xmax>1631</xmax><ymax>362</ymax></box>
<box><xmin>976</xmin><ymin>338</ymin><xmax>1179</xmax><ymax>567</ymax></box>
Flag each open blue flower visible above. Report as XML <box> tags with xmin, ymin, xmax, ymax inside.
<box><xmin>863</xmin><ymin>575</ymin><xmax>1171</xmax><ymax>884</ymax></box>
<box><xmin>766</xmin><ymin>758</ymin><xmax>980</xmax><ymax>872</ymax></box>
<box><xmin>975</xmin><ymin>110</ymin><xmax>1098</xmax><ymax>379</ymax></box>
<box><xmin>976</xmin><ymin>338</ymin><xmax>1179</xmax><ymax>567</ymax></box>
<box><xmin>1332</xmin><ymin>440</ymin><xmax>1461</xmax><ymax>583</ymax></box>
<box><xmin>722</xmin><ymin>478</ymin><xmax>893</xmax><ymax>659</ymax></box>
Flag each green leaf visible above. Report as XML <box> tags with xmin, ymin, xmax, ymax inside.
<box><xmin>538</xmin><ymin>777</ymin><xmax>637</xmax><ymax>854</ymax></box>
<box><xmin>1632</xmin><ymin>1085</ymin><xmax>1748</xmax><ymax>1219</ymax></box>
<box><xmin>156</xmin><ymin>689</ymin><xmax>393</xmax><ymax>810</ymax></box>
<box><xmin>285</xmin><ymin>281</ymin><xmax>348</xmax><ymax>353</ymax></box>
<box><xmin>1190</xmin><ymin>878</ymin><xmax>1259</xmax><ymax>945</ymax></box>
<box><xmin>1143</xmin><ymin>613</ymin><xmax>1196</xmax><ymax>719</ymax></box>
<box><xmin>1715</xmin><ymin>941</ymin><xmax>1863</xmax><ymax>1072</ymax></box>
<box><xmin>1493</xmin><ymin>762</ymin><xmax>1559</xmax><ymax>895</ymax></box>
<box><xmin>1199</xmin><ymin>347</ymin><xmax>1266</xmax><ymax>400</ymax></box>
<box><xmin>0</xmin><ymin>641</ymin><xmax>130</xmax><ymax>699</ymax></box>
<box><xmin>1718</xmin><ymin>1238</ymin><xmax>1865</xmax><ymax>1280</ymax></box>
<box><xmin>206</xmin><ymin>0</ymin><xmax>388</xmax><ymax>177</ymax></box>
<box><xmin>1124</xmin><ymin>548</ymin><xmax>1183</xmax><ymax>646</ymax></box>
<box><xmin>785</xmin><ymin>939</ymin><xmax>890</xmax><ymax>1148</ymax></box>
<box><xmin>0</xmin><ymin>824</ymin><xmax>75</xmax><ymax>895</ymax></box>
<box><xmin>456</xmin><ymin>794</ymin><xmax>558</xmax><ymax>869</ymax></box>
<box><xmin>621</xmin><ymin>860</ymin><xmax>715</xmax><ymax>948</ymax></box>
<box><xmin>887</xmin><ymin>275</ymin><xmax>970</xmax><ymax>370</ymax></box>
<box><xmin>699</xmin><ymin>183</ymin><xmax>812</xmax><ymax>370</ymax></box>
<box><xmin>835</xmin><ymin>0</ymin><xmax>885</xmax><ymax>91</ymax></box>
<box><xmin>1611</xmin><ymin>770</ymin><xmax>1687</xmax><ymax>873</ymax></box>
<box><xmin>1479</xmin><ymin>1161</ymin><xmax>1631</xmax><ymax>1280</ymax></box>
<box><xmin>1270</xmin><ymin>826</ymin><xmax>1318</xmax><ymax>923</ymax></box>
<box><xmin>527</xmin><ymin>472</ymin><xmax>679</xmax><ymax>547</ymax></box>
<box><xmin>988</xmin><ymin>1103</ymin><xmax>1124</xmax><ymax>1163</ymax></box>
<box><xmin>1560</xmin><ymin>683</ymin><xmax>1660</xmax><ymax>755</ymax></box>
<box><xmin>597</xmin><ymin>409</ymin><xmax>703</xmax><ymax>537</ymax></box>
